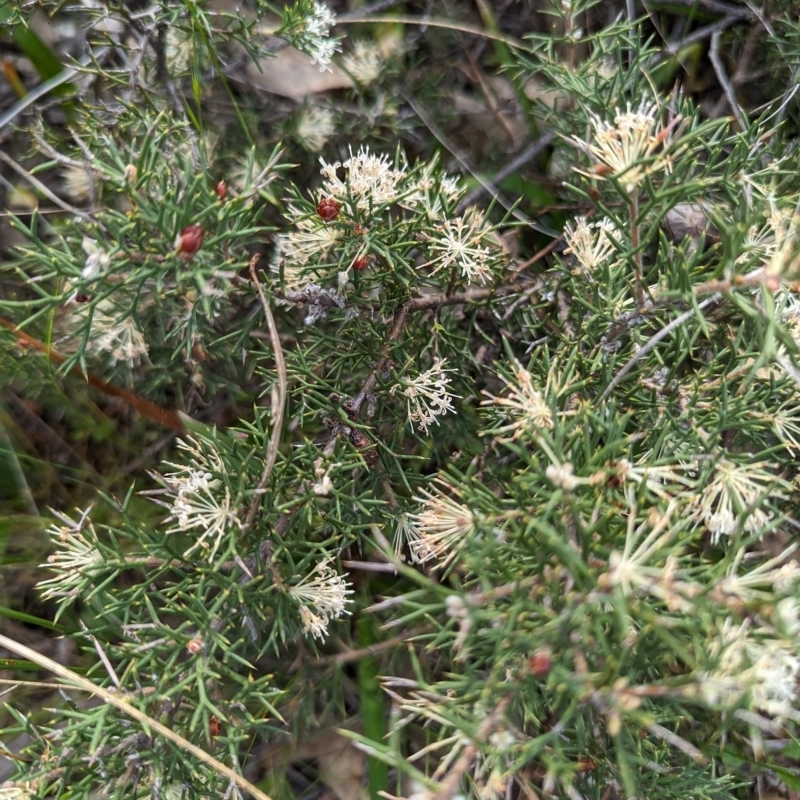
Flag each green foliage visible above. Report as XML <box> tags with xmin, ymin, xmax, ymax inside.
<box><xmin>4</xmin><ymin>1</ymin><xmax>800</xmax><ymax>800</ymax></box>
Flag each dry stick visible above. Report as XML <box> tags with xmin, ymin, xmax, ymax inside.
<box><xmin>457</xmin><ymin>131</ymin><xmax>556</xmax><ymax>213</ymax></box>
<box><xmin>0</xmin><ymin>149</ymin><xmax>95</xmax><ymax>222</ymax></box>
<box><xmin>0</xmin><ymin>633</ymin><xmax>275</xmax><ymax>800</ymax></box>
<box><xmin>337</xmin><ymin>14</ymin><xmax>525</xmax><ymax>48</ymax></box>
<box><xmin>1</xmin><ymin>318</ymin><xmax>185</xmax><ymax>432</ymax></box>
<box><xmin>400</xmin><ymin>90</ymin><xmax>555</xmax><ymax>236</ymax></box>
<box><xmin>243</xmin><ymin>255</ymin><xmax>287</xmax><ymax>534</ymax></box>
<box><xmin>597</xmin><ymin>293</ymin><xmax>721</xmax><ymax>404</ymax></box>
<box><xmin>709</xmin><ymin>29</ymin><xmax>748</xmax><ymax>131</ymax></box>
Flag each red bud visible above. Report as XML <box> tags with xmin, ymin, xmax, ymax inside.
<box><xmin>316</xmin><ymin>197</ymin><xmax>340</xmax><ymax>222</ymax></box>
<box><xmin>352</xmin><ymin>255</ymin><xmax>368</xmax><ymax>271</ymax></box>
<box><xmin>529</xmin><ymin>647</ymin><xmax>552</xmax><ymax>677</ymax></box>
<box><xmin>215</xmin><ymin>181</ymin><xmax>227</xmax><ymax>201</ymax></box>
<box><xmin>176</xmin><ymin>224</ymin><xmax>204</xmax><ymax>261</ymax></box>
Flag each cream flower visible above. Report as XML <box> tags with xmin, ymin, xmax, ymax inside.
<box><xmin>699</xmin><ymin>618</ymin><xmax>800</xmax><ymax>725</ymax></box>
<box><xmin>290</xmin><ymin>1</ymin><xmax>340</xmax><ymax>71</ymax></box>
<box><xmin>691</xmin><ymin>458</ymin><xmax>790</xmax><ymax>543</ymax></box>
<box><xmin>158</xmin><ymin>437</ymin><xmax>241</xmax><ymax>559</ymax></box>
<box><xmin>295</xmin><ymin>104</ymin><xmax>335</xmax><ymax>152</ymax></box>
<box><xmin>426</xmin><ymin>209</ymin><xmax>499</xmax><ymax>284</ymax></box>
<box><xmin>481</xmin><ymin>361</ymin><xmax>553</xmax><ymax>439</ymax></box>
<box><xmin>407</xmin><ymin>478</ymin><xmax>475</xmax><ymax>564</ymax></box>
<box><xmin>341</xmin><ymin>39</ymin><xmax>383</xmax><ymax>86</ymax></box>
<box><xmin>87</xmin><ymin>307</ymin><xmax>149</xmax><ymax>367</ymax></box>
<box><xmin>563</xmin><ymin>216</ymin><xmax>622</xmax><ymax>272</ymax></box>
<box><xmin>391</xmin><ymin>357</ymin><xmax>459</xmax><ymax>434</ymax></box>
<box><xmin>288</xmin><ymin>557</ymin><xmax>354</xmax><ymax>640</ymax></box>
<box><xmin>319</xmin><ymin>146</ymin><xmax>406</xmax><ymax>209</ymax></box>
<box><xmin>37</xmin><ymin>507</ymin><xmax>103</xmax><ymax>602</ymax></box>
<box><xmin>81</xmin><ymin>237</ymin><xmax>111</xmax><ymax>281</ymax></box>
<box><xmin>572</xmin><ymin>101</ymin><xmax>670</xmax><ymax>195</ymax></box>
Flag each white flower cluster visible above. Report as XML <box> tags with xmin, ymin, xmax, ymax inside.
<box><xmin>81</xmin><ymin>237</ymin><xmax>111</xmax><ymax>281</ymax></box>
<box><xmin>700</xmin><ymin>618</ymin><xmax>800</xmax><ymax>726</ymax></box>
<box><xmin>158</xmin><ymin>437</ymin><xmax>241</xmax><ymax>559</ymax></box>
<box><xmin>482</xmin><ymin>360</ymin><xmax>552</xmax><ymax>439</ymax></box>
<box><xmin>295</xmin><ymin>104</ymin><xmax>336</xmax><ymax>152</ymax></box>
<box><xmin>563</xmin><ymin>216</ymin><xmax>622</xmax><ymax>273</ymax></box>
<box><xmin>690</xmin><ymin>458</ymin><xmax>790</xmax><ymax>544</ymax></box>
<box><xmin>427</xmin><ymin>209</ymin><xmax>498</xmax><ymax>284</ymax></box>
<box><xmin>407</xmin><ymin>478</ymin><xmax>475</xmax><ymax>564</ymax></box>
<box><xmin>288</xmin><ymin>558</ymin><xmax>354</xmax><ymax>640</ymax></box>
<box><xmin>572</xmin><ymin>101</ymin><xmax>670</xmax><ymax>195</ymax></box>
<box><xmin>320</xmin><ymin>146</ymin><xmax>407</xmax><ymax>209</ymax></box>
<box><xmin>86</xmin><ymin>306</ymin><xmax>149</xmax><ymax>368</ymax></box>
<box><xmin>37</xmin><ymin>507</ymin><xmax>103</xmax><ymax>602</ymax></box>
<box><xmin>341</xmin><ymin>40</ymin><xmax>383</xmax><ymax>86</ymax></box>
<box><xmin>391</xmin><ymin>357</ymin><xmax>459</xmax><ymax>434</ymax></box>
<box><xmin>293</xmin><ymin>1</ymin><xmax>340</xmax><ymax>71</ymax></box>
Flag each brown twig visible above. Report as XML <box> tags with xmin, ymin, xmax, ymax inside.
<box><xmin>1</xmin><ymin>317</ymin><xmax>185</xmax><ymax>432</ymax></box>
<box><xmin>243</xmin><ymin>254</ymin><xmax>287</xmax><ymax>534</ymax></box>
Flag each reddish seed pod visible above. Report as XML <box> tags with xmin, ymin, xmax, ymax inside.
<box><xmin>209</xmin><ymin>715</ymin><xmax>222</xmax><ymax>737</ymax></box>
<box><xmin>529</xmin><ymin>646</ymin><xmax>552</xmax><ymax>677</ymax></box>
<box><xmin>352</xmin><ymin>255</ymin><xmax>368</xmax><ymax>271</ymax></box>
<box><xmin>215</xmin><ymin>181</ymin><xmax>227</xmax><ymax>201</ymax></box>
<box><xmin>74</xmin><ymin>293</ymin><xmax>92</xmax><ymax>304</ymax></box>
<box><xmin>316</xmin><ymin>197</ymin><xmax>340</xmax><ymax>222</ymax></box>
<box><xmin>176</xmin><ymin>224</ymin><xmax>204</xmax><ymax>260</ymax></box>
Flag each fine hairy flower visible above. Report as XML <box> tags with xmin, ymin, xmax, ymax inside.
<box><xmin>714</xmin><ymin>543</ymin><xmax>800</xmax><ymax>603</ymax></box>
<box><xmin>690</xmin><ymin>458</ymin><xmax>790</xmax><ymax>543</ymax></box>
<box><xmin>426</xmin><ymin>209</ymin><xmax>500</xmax><ymax>284</ymax></box>
<box><xmin>81</xmin><ymin>237</ymin><xmax>111</xmax><ymax>281</ymax></box>
<box><xmin>391</xmin><ymin>357</ymin><xmax>459</xmax><ymax>434</ymax></box>
<box><xmin>86</xmin><ymin>306</ymin><xmax>149</xmax><ymax>368</ymax></box>
<box><xmin>288</xmin><ymin>557</ymin><xmax>354</xmax><ymax>640</ymax></box>
<box><xmin>37</xmin><ymin>507</ymin><xmax>104</xmax><ymax>602</ymax></box>
<box><xmin>295</xmin><ymin>104</ymin><xmax>336</xmax><ymax>152</ymax></box>
<box><xmin>272</xmin><ymin>222</ymin><xmax>342</xmax><ymax>284</ymax></box>
<box><xmin>572</xmin><ymin>101</ymin><xmax>670</xmax><ymax>195</ymax></box>
<box><xmin>599</xmin><ymin>501</ymin><xmax>693</xmax><ymax>610</ymax></box>
<box><xmin>699</xmin><ymin>618</ymin><xmax>800</xmax><ymax>725</ymax></box>
<box><xmin>407</xmin><ymin>478</ymin><xmax>475</xmax><ymax>564</ymax></box>
<box><xmin>284</xmin><ymin>0</ymin><xmax>340</xmax><ymax>71</ymax></box>
<box><xmin>481</xmin><ymin>361</ymin><xmax>553</xmax><ymax>439</ymax></box>
<box><xmin>157</xmin><ymin>437</ymin><xmax>241</xmax><ymax>559</ymax></box>
<box><xmin>341</xmin><ymin>40</ymin><xmax>383</xmax><ymax>86</ymax></box>
<box><xmin>319</xmin><ymin>146</ymin><xmax>406</xmax><ymax>210</ymax></box>
<box><xmin>563</xmin><ymin>216</ymin><xmax>622</xmax><ymax>273</ymax></box>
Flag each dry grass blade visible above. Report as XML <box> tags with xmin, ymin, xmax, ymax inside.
<box><xmin>0</xmin><ymin>632</ymin><xmax>275</xmax><ymax>800</ymax></box>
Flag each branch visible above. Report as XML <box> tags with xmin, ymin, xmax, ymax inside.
<box><xmin>0</xmin><ymin>318</ymin><xmax>185</xmax><ymax>432</ymax></box>
<box><xmin>243</xmin><ymin>254</ymin><xmax>287</xmax><ymax>534</ymax></box>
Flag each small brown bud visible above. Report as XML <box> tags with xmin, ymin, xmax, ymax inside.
<box><xmin>215</xmin><ymin>181</ymin><xmax>227</xmax><ymax>201</ymax></box>
<box><xmin>75</xmin><ymin>293</ymin><xmax>92</xmax><ymax>304</ymax></box>
<box><xmin>186</xmin><ymin>637</ymin><xmax>203</xmax><ymax>654</ymax></box>
<box><xmin>176</xmin><ymin>224</ymin><xmax>204</xmax><ymax>261</ymax></box>
<box><xmin>316</xmin><ymin>197</ymin><xmax>340</xmax><ymax>222</ymax></box>
<box><xmin>352</xmin><ymin>255</ymin><xmax>368</xmax><ymax>271</ymax></box>
<box><xmin>208</xmin><ymin>715</ymin><xmax>222</xmax><ymax>737</ymax></box>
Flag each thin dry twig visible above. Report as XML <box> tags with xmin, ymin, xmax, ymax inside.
<box><xmin>597</xmin><ymin>294</ymin><xmax>721</xmax><ymax>404</ymax></box>
<box><xmin>243</xmin><ymin>254</ymin><xmax>287</xmax><ymax>534</ymax></box>
<box><xmin>709</xmin><ymin>30</ymin><xmax>748</xmax><ymax>130</ymax></box>
<box><xmin>0</xmin><ymin>149</ymin><xmax>95</xmax><ymax>221</ymax></box>
<box><xmin>0</xmin><ymin>632</ymin><xmax>275</xmax><ymax>800</ymax></box>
